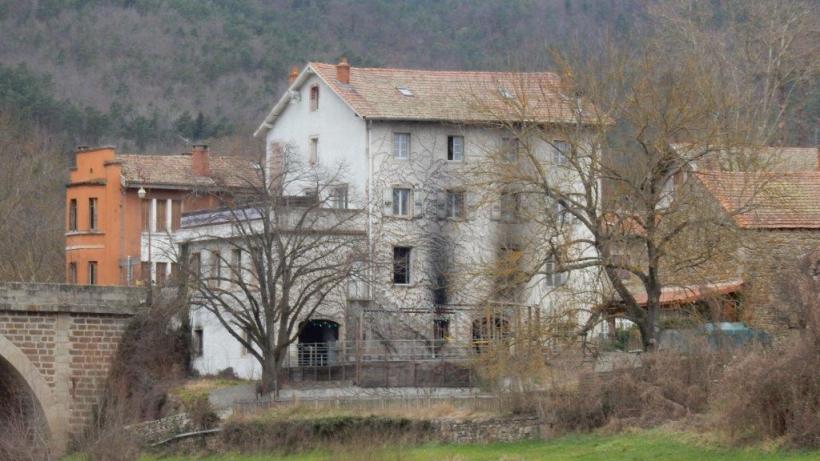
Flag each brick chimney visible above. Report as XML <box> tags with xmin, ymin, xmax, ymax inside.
<box><xmin>336</xmin><ymin>57</ymin><xmax>350</xmax><ymax>84</ymax></box>
<box><xmin>288</xmin><ymin>66</ymin><xmax>299</xmax><ymax>85</ymax></box>
<box><xmin>191</xmin><ymin>144</ymin><xmax>210</xmax><ymax>176</ymax></box>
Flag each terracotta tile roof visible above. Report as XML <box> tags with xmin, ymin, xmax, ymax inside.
<box><xmin>258</xmin><ymin>63</ymin><xmax>603</xmax><ymax>129</ymax></box>
<box><xmin>118</xmin><ymin>154</ymin><xmax>259</xmax><ymax>190</ymax></box>
<box><xmin>696</xmin><ymin>171</ymin><xmax>820</xmax><ymax>229</ymax></box>
<box><xmin>673</xmin><ymin>144</ymin><xmax>818</xmax><ymax>172</ymax></box>
<box><xmin>631</xmin><ymin>279</ymin><xmax>745</xmax><ymax>306</ymax></box>
<box><xmin>762</xmin><ymin>146</ymin><xmax>819</xmax><ymax>172</ymax></box>
<box><xmin>309</xmin><ymin>62</ymin><xmax>603</xmax><ymax>124</ymax></box>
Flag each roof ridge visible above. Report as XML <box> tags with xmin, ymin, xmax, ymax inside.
<box><xmin>310</xmin><ymin>62</ymin><xmax>557</xmax><ymax>76</ymax></box>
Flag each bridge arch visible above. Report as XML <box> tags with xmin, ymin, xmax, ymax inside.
<box><xmin>0</xmin><ymin>333</ymin><xmax>67</xmax><ymax>454</ymax></box>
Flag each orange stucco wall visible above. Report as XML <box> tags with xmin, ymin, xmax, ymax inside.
<box><xmin>65</xmin><ymin>147</ymin><xmax>224</xmax><ymax>286</ymax></box>
<box><xmin>65</xmin><ymin>147</ymin><xmax>123</xmax><ymax>285</ymax></box>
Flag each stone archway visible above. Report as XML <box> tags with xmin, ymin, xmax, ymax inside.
<box><xmin>0</xmin><ymin>333</ymin><xmax>67</xmax><ymax>455</ymax></box>
<box><xmin>297</xmin><ymin>319</ymin><xmax>340</xmax><ymax>366</ymax></box>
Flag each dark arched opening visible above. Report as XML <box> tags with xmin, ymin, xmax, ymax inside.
<box><xmin>297</xmin><ymin>319</ymin><xmax>339</xmax><ymax>366</ymax></box>
<box><xmin>472</xmin><ymin>314</ymin><xmax>510</xmax><ymax>353</ymax></box>
<box><xmin>0</xmin><ymin>355</ymin><xmax>50</xmax><ymax>459</ymax></box>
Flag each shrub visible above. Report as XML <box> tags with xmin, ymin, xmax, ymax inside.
<box><xmin>540</xmin><ymin>347</ymin><xmax>729</xmax><ymax>432</ymax></box>
<box><xmin>712</xmin><ymin>338</ymin><xmax>819</xmax><ymax>448</ymax></box>
<box><xmin>220</xmin><ymin>416</ymin><xmax>434</xmax><ymax>453</ymax></box>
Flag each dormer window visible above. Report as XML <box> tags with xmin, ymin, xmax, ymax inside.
<box><xmin>309</xmin><ymin>85</ymin><xmax>319</xmax><ymax>111</ymax></box>
<box><xmin>499</xmin><ymin>86</ymin><xmax>514</xmax><ymax>99</ymax></box>
<box><xmin>397</xmin><ymin>86</ymin><xmax>414</xmax><ymax>97</ymax></box>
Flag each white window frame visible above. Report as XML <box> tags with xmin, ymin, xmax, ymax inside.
<box><xmin>501</xmin><ymin>137</ymin><xmax>518</xmax><ymax>162</ymax></box>
<box><xmin>445</xmin><ymin>190</ymin><xmax>465</xmax><ymax>219</ymax></box>
<box><xmin>553</xmin><ymin>140</ymin><xmax>570</xmax><ymax>166</ymax></box>
<box><xmin>392</xmin><ymin>188</ymin><xmax>411</xmax><ymax>216</ymax></box>
<box><xmin>393</xmin><ymin>133</ymin><xmax>411</xmax><ymax>160</ymax></box>
<box><xmin>544</xmin><ymin>257</ymin><xmax>568</xmax><ymax>288</ymax></box>
<box><xmin>330</xmin><ymin>184</ymin><xmax>349</xmax><ymax>209</ymax></box>
<box><xmin>447</xmin><ymin>135</ymin><xmax>464</xmax><ymax>161</ymax></box>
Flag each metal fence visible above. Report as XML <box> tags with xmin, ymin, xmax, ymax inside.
<box><xmin>283</xmin><ymin>339</ymin><xmax>476</xmax><ymax>368</ymax></box>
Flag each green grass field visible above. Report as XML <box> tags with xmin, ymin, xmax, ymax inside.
<box><xmin>124</xmin><ymin>431</ymin><xmax>817</xmax><ymax>461</ymax></box>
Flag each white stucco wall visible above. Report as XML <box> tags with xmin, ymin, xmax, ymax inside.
<box><xmin>265</xmin><ymin>73</ymin><xmax>368</xmax><ymax>206</ymax></box>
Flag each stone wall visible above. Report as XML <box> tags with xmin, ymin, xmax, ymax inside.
<box><xmin>0</xmin><ymin>282</ymin><xmax>144</xmax><ymax>451</ymax></box>
<box><xmin>435</xmin><ymin>416</ymin><xmax>543</xmax><ymax>443</ymax></box>
<box><xmin>737</xmin><ymin>230</ymin><xmax>819</xmax><ymax>336</ymax></box>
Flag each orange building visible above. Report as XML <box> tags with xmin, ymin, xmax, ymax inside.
<box><xmin>65</xmin><ymin>145</ymin><xmax>255</xmax><ymax>286</ymax></box>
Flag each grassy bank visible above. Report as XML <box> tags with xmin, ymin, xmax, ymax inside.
<box><xmin>121</xmin><ymin>431</ymin><xmax>817</xmax><ymax>461</ymax></box>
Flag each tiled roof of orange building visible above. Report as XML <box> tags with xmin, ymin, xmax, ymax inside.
<box><xmin>696</xmin><ymin>170</ymin><xmax>820</xmax><ymax>229</ymax></box>
<box><xmin>308</xmin><ymin>62</ymin><xmax>599</xmax><ymax>123</ymax></box>
<box><xmin>118</xmin><ymin>154</ymin><xmax>259</xmax><ymax>190</ymax></box>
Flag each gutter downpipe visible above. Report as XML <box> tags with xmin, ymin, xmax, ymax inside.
<box><xmin>366</xmin><ymin>118</ymin><xmax>374</xmax><ymax>287</ymax></box>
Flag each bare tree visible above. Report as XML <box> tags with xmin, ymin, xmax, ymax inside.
<box><xmin>466</xmin><ymin>40</ymin><xmax>776</xmax><ymax>351</ymax></box>
<box><xmin>0</xmin><ymin>114</ymin><xmax>65</xmax><ymax>282</ymax></box>
<box><xmin>180</xmin><ymin>147</ymin><xmax>365</xmax><ymax>396</ymax></box>
<box><xmin>649</xmin><ymin>0</ymin><xmax>820</xmax><ymax>144</ymax></box>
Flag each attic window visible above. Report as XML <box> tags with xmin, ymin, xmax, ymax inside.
<box><xmin>397</xmin><ymin>86</ymin><xmax>414</xmax><ymax>97</ymax></box>
<box><xmin>498</xmin><ymin>87</ymin><xmax>514</xmax><ymax>99</ymax></box>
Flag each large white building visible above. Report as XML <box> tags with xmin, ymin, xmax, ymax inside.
<box><xmin>189</xmin><ymin>59</ymin><xmax>603</xmax><ymax>379</ymax></box>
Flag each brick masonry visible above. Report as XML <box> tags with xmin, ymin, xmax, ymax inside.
<box><xmin>0</xmin><ymin>282</ymin><xmax>144</xmax><ymax>453</ymax></box>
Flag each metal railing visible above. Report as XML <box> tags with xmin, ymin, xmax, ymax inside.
<box><xmin>284</xmin><ymin>339</ymin><xmax>476</xmax><ymax>368</ymax></box>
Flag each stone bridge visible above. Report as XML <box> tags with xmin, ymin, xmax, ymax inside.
<box><xmin>0</xmin><ymin>283</ymin><xmax>145</xmax><ymax>454</ymax></box>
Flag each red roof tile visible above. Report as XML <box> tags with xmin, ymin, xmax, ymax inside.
<box><xmin>631</xmin><ymin>279</ymin><xmax>744</xmax><ymax>306</ymax></box>
<box><xmin>118</xmin><ymin>154</ymin><xmax>259</xmax><ymax>190</ymax></box>
<box><xmin>308</xmin><ymin>63</ymin><xmax>600</xmax><ymax>124</ymax></box>
<box><xmin>696</xmin><ymin>171</ymin><xmax>820</xmax><ymax>229</ymax></box>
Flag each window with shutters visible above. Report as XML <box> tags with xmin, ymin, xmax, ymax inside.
<box><xmin>393</xmin><ymin>133</ymin><xmax>410</xmax><ymax>159</ymax></box>
<box><xmin>68</xmin><ymin>199</ymin><xmax>78</xmax><ymax>231</ymax></box>
<box><xmin>88</xmin><ymin>198</ymin><xmax>98</xmax><ymax>230</ymax></box>
<box><xmin>392</xmin><ymin>188</ymin><xmax>411</xmax><ymax>216</ymax></box>
<box><xmin>171</xmin><ymin>200</ymin><xmax>182</xmax><ymax>231</ymax></box>
<box><xmin>447</xmin><ymin>135</ymin><xmax>464</xmax><ymax>161</ymax></box>
<box><xmin>393</xmin><ymin>246</ymin><xmax>411</xmax><ymax>285</ymax></box>
<box><xmin>553</xmin><ymin>140</ymin><xmax>570</xmax><ymax>165</ymax></box>
<box><xmin>544</xmin><ymin>256</ymin><xmax>568</xmax><ymax>287</ymax></box>
<box><xmin>156</xmin><ymin>199</ymin><xmax>168</xmax><ymax>232</ymax></box>
<box><xmin>501</xmin><ymin>137</ymin><xmax>519</xmax><ymax>162</ymax></box>
<box><xmin>445</xmin><ymin>190</ymin><xmax>465</xmax><ymax>219</ymax></box>
<box><xmin>141</xmin><ymin>198</ymin><xmax>151</xmax><ymax>232</ymax></box>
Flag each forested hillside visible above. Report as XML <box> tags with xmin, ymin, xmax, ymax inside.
<box><xmin>2</xmin><ymin>0</ymin><xmax>817</xmax><ymax>152</ymax></box>
<box><xmin>0</xmin><ymin>0</ymin><xmax>646</xmax><ymax>151</ymax></box>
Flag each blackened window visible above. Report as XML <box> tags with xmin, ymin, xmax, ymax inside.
<box><xmin>447</xmin><ymin>135</ymin><xmax>464</xmax><ymax>161</ymax></box>
<box><xmin>193</xmin><ymin>328</ymin><xmax>204</xmax><ymax>357</ymax></box>
<box><xmin>393</xmin><ymin>247</ymin><xmax>411</xmax><ymax>284</ymax></box>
